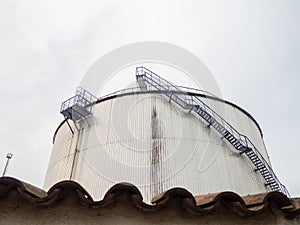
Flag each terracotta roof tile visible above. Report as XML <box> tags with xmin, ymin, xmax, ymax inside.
<box><xmin>0</xmin><ymin>176</ymin><xmax>299</xmax><ymax>217</ymax></box>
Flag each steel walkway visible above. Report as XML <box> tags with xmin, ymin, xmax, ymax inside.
<box><xmin>136</xmin><ymin>66</ymin><xmax>289</xmax><ymax>196</ymax></box>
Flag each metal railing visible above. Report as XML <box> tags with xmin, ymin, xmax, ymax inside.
<box><xmin>135</xmin><ymin>66</ymin><xmax>289</xmax><ymax>196</ymax></box>
<box><xmin>58</xmin><ymin>67</ymin><xmax>290</xmax><ymax>196</ymax></box>
<box><xmin>60</xmin><ymin>87</ymin><xmax>97</xmax><ymax>113</ymax></box>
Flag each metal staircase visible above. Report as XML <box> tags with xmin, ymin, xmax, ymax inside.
<box><xmin>136</xmin><ymin>66</ymin><xmax>289</xmax><ymax>196</ymax></box>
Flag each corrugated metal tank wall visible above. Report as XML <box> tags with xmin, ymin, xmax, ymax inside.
<box><xmin>44</xmin><ymin>92</ymin><xmax>270</xmax><ymax>203</ymax></box>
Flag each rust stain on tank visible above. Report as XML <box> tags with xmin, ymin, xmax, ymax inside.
<box><xmin>150</xmin><ymin>97</ymin><xmax>165</xmax><ymax>197</ymax></box>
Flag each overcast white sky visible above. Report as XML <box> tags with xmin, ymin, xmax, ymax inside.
<box><xmin>0</xmin><ymin>0</ymin><xmax>299</xmax><ymax>197</ymax></box>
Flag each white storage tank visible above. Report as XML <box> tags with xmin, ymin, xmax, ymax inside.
<box><xmin>44</xmin><ymin>67</ymin><xmax>288</xmax><ymax>202</ymax></box>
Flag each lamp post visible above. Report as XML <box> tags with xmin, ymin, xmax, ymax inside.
<box><xmin>2</xmin><ymin>153</ymin><xmax>13</xmax><ymax>177</ymax></box>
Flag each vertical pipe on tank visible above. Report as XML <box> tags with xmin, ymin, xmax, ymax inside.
<box><xmin>69</xmin><ymin>122</ymin><xmax>84</xmax><ymax>180</ymax></box>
